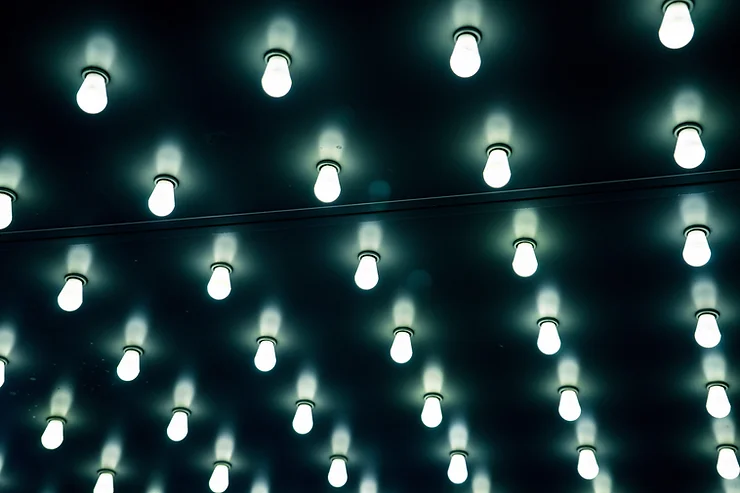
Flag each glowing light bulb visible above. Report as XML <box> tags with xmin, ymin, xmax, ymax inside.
<box><xmin>512</xmin><ymin>239</ymin><xmax>538</xmax><ymax>277</ymax></box>
<box><xmin>148</xmin><ymin>176</ymin><xmax>177</xmax><ymax>217</ymax></box>
<box><xmin>390</xmin><ymin>328</ymin><xmax>413</xmax><ymax>364</ymax></box>
<box><xmin>718</xmin><ymin>446</ymin><xmax>740</xmax><ymax>479</ymax></box>
<box><xmin>57</xmin><ymin>274</ymin><xmax>86</xmax><ymax>312</ymax></box>
<box><xmin>116</xmin><ymin>347</ymin><xmax>142</xmax><ymax>382</ymax></box>
<box><xmin>659</xmin><ymin>1</ymin><xmax>695</xmax><ymax>49</ymax></box>
<box><xmin>328</xmin><ymin>456</ymin><xmax>348</xmax><ymax>488</ymax></box>
<box><xmin>450</xmin><ymin>29</ymin><xmax>481</xmax><ymax>78</ymax></box>
<box><xmin>41</xmin><ymin>417</ymin><xmax>65</xmax><ymax>450</ymax></box>
<box><xmin>207</xmin><ymin>263</ymin><xmax>232</xmax><ymax>300</ymax></box>
<box><xmin>674</xmin><ymin>124</ymin><xmax>705</xmax><ymax>169</ymax></box>
<box><xmin>76</xmin><ymin>69</ymin><xmax>109</xmax><ymax>114</ymax></box>
<box><xmin>292</xmin><ymin>400</ymin><xmax>314</xmax><ymax>435</ymax></box>
<box><xmin>695</xmin><ymin>310</ymin><xmax>721</xmax><ymax>348</ymax></box>
<box><xmin>254</xmin><ymin>337</ymin><xmax>277</xmax><ymax>372</ymax></box>
<box><xmin>0</xmin><ymin>189</ymin><xmax>16</xmax><ymax>230</ymax></box>
<box><xmin>94</xmin><ymin>470</ymin><xmax>115</xmax><ymax>493</ymax></box>
<box><xmin>447</xmin><ymin>452</ymin><xmax>468</xmax><ymax>484</ymax></box>
<box><xmin>421</xmin><ymin>393</ymin><xmax>443</xmax><ymax>428</ymax></box>
<box><xmin>0</xmin><ymin>357</ymin><xmax>6</xmax><ymax>388</ymax></box>
<box><xmin>262</xmin><ymin>51</ymin><xmax>292</xmax><ymax>98</ymax></box>
<box><xmin>682</xmin><ymin>226</ymin><xmax>711</xmax><ymax>267</ymax></box>
<box><xmin>537</xmin><ymin>318</ymin><xmax>561</xmax><ymax>355</ymax></box>
<box><xmin>483</xmin><ymin>145</ymin><xmax>512</xmax><ymax>188</ymax></box>
<box><xmin>706</xmin><ymin>383</ymin><xmax>731</xmax><ymax>419</ymax></box>
<box><xmin>354</xmin><ymin>252</ymin><xmax>380</xmax><ymax>290</ymax></box>
<box><xmin>577</xmin><ymin>447</ymin><xmax>599</xmax><ymax>480</ymax></box>
<box><xmin>209</xmin><ymin>462</ymin><xmax>231</xmax><ymax>493</ymax></box>
<box><xmin>167</xmin><ymin>408</ymin><xmax>190</xmax><ymax>442</ymax></box>
<box><xmin>558</xmin><ymin>387</ymin><xmax>581</xmax><ymax>422</ymax></box>
<box><xmin>314</xmin><ymin>162</ymin><xmax>341</xmax><ymax>203</ymax></box>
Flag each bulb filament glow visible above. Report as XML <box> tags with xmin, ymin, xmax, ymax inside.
<box><xmin>167</xmin><ymin>408</ymin><xmax>190</xmax><ymax>442</ymax></box>
<box><xmin>293</xmin><ymin>400</ymin><xmax>314</xmax><ymax>435</ymax></box>
<box><xmin>41</xmin><ymin>417</ymin><xmax>66</xmax><ymax>450</ymax></box>
<box><xmin>390</xmin><ymin>328</ymin><xmax>413</xmax><ymax>364</ymax></box>
<box><xmin>706</xmin><ymin>382</ymin><xmax>731</xmax><ymax>419</ymax></box>
<box><xmin>328</xmin><ymin>455</ymin><xmax>348</xmax><ymax>488</ymax></box>
<box><xmin>209</xmin><ymin>462</ymin><xmax>231</xmax><ymax>493</ymax></box>
<box><xmin>57</xmin><ymin>274</ymin><xmax>86</xmax><ymax>312</ymax></box>
<box><xmin>450</xmin><ymin>29</ymin><xmax>481</xmax><ymax>78</ymax></box>
<box><xmin>254</xmin><ymin>337</ymin><xmax>277</xmax><ymax>372</ymax></box>
<box><xmin>148</xmin><ymin>175</ymin><xmax>178</xmax><ymax>217</ymax></box>
<box><xmin>208</xmin><ymin>263</ymin><xmax>233</xmax><ymax>300</ymax></box>
<box><xmin>116</xmin><ymin>346</ymin><xmax>142</xmax><ymax>382</ymax></box>
<box><xmin>512</xmin><ymin>239</ymin><xmax>538</xmax><ymax>277</ymax></box>
<box><xmin>262</xmin><ymin>51</ymin><xmax>293</xmax><ymax>98</ymax></box>
<box><xmin>483</xmin><ymin>145</ymin><xmax>512</xmax><ymax>188</ymax></box>
<box><xmin>577</xmin><ymin>446</ymin><xmax>599</xmax><ymax>480</ymax></box>
<box><xmin>355</xmin><ymin>251</ymin><xmax>380</xmax><ymax>290</ymax></box>
<box><xmin>447</xmin><ymin>451</ymin><xmax>468</xmax><ymax>484</ymax></box>
<box><xmin>682</xmin><ymin>226</ymin><xmax>711</xmax><ymax>267</ymax></box>
<box><xmin>421</xmin><ymin>393</ymin><xmax>443</xmax><ymax>428</ymax></box>
<box><xmin>93</xmin><ymin>469</ymin><xmax>115</xmax><ymax>493</ymax></box>
<box><xmin>695</xmin><ymin>310</ymin><xmax>721</xmax><ymax>349</ymax></box>
<box><xmin>76</xmin><ymin>68</ymin><xmax>109</xmax><ymax>114</ymax></box>
<box><xmin>0</xmin><ymin>188</ymin><xmax>16</xmax><ymax>230</ymax></box>
<box><xmin>717</xmin><ymin>446</ymin><xmax>740</xmax><ymax>480</ymax></box>
<box><xmin>315</xmin><ymin>161</ymin><xmax>342</xmax><ymax>203</ymax></box>
<box><xmin>537</xmin><ymin>318</ymin><xmax>561</xmax><ymax>355</ymax></box>
<box><xmin>558</xmin><ymin>387</ymin><xmax>581</xmax><ymax>422</ymax></box>
<box><xmin>659</xmin><ymin>1</ymin><xmax>695</xmax><ymax>50</ymax></box>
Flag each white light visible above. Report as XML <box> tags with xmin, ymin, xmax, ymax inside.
<box><xmin>292</xmin><ymin>401</ymin><xmax>314</xmax><ymax>435</ymax></box>
<box><xmin>674</xmin><ymin>126</ymin><xmax>705</xmax><ymax>169</ymax></box>
<box><xmin>659</xmin><ymin>1</ymin><xmax>695</xmax><ymax>50</ymax></box>
<box><xmin>558</xmin><ymin>387</ymin><xmax>582</xmax><ymax>422</ymax></box>
<box><xmin>254</xmin><ymin>338</ymin><xmax>277</xmax><ymax>372</ymax></box>
<box><xmin>682</xmin><ymin>227</ymin><xmax>711</xmax><ymax>267</ymax></box>
<box><xmin>94</xmin><ymin>470</ymin><xmax>115</xmax><ymax>493</ymax></box>
<box><xmin>328</xmin><ymin>456</ymin><xmax>348</xmax><ymax>488</ymax></box>
<box><xmin>76</xmin><ymin>71</ymin><xmax>108</xmax><ymax>114</ymax></box>
<box><xmin>314</xmin><ymin>163</ymin><xmax>341</xmax><ymax>203</ymax></box>
<box><xmin>41</xmin><ymin>418</ymin><xmax>65</xmax><ymax>450</ymax></box>
<box><xmin>421</xmin><ymin>394</ymin><xmax>443</xmax><ymax>428</ymax></box>
<box><xmin>207</xmin><ymin>264</ymin><xmax>232</xmax><ymax>300</ymax></box>
<box><xmin>577</xmin><ymin>447</ymin><xmax>599</xmax><ymax>480</ymax></box>
<box><xmin>450</xmin><ymin>32</ymin><xmax>481</xmax><ymax>78</ymax></box>
<box><xmin>537</xmin><ymin>319</ymin><xmax>561</xmax><ymax>355</ymax></box>
<box><xmin>483</xmin><ymin>147</ymin><xmax>511</xmax><ymax>188</ymax></box>
<box><xmin>116</xmin><ymin>348</ymin><xmax>141</xmax><ymax>382</ymax></box>
<box><xmin>695</xmin><ymin>311</ymin><xmax>721</xmax><ymax>349</ymax></box>
<box><xmin>390</xmin><ymin>329</ymin><xmax>413</xmax><ymax>364</ymax></box>
<box><xmin>354</xmin><ymin>253</ymin><xmax>379</xmax><ymax>290</ymax></box>
<box><xmin>148</xmin><ymin>177</ymin><xmax>177</xmax><ymax>217</ymax></box>
<box><xmin>58</xmin><ymin>275</ymin><xmax>85</xmax><ymax>312</ymax></box>
<box><xmin>0</xmin><ymin>190</ymin><xmax>14</xmax><ymax>230</ymax></box>
<box><xmin>209</xmin><ymin>463</ymin><xmax>230</xmax><ymax>493</ymax></box>
<box><xmin>706</xmin><ymin>384</ymin><xmax>731</xmax><ymax>419</ymax></box>
<box><xmin>167</xmin><ymin>409</ymin><xmax>189</xmax><ymax>442</ymax></box>
<box><xmin>718</xmin><ymin>447</ymin><xmax>740</xmax><ymax>480</ymax></box>
<box><xmin>0</xmin><ymin>358</ymin><xmax>5</xmax><ymax>388</ymax></box>
<box><xmin>512</xmin><ymin>240</ymin><xmax>538</xmax><ymax>277</ymax></box>
<box><xmin>447</xmin><ymin>452</ymin><xmax>468</xmax><ymax>484</ymax></box>
<box><xmin>262</xmin><ymin>53</ymin><xmax>292</xmax><ymax>98</ymax></box>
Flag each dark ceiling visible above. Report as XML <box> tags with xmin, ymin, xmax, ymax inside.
<box><xmin>1</xmin><ymin>0</ymin><xmax>740</xmax><ymax>492</ymax></box>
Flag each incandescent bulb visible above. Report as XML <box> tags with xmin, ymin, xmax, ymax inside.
<box><xmin>355</xmin><ymin>253</ymin><xmax>379</xmax><ymax>290</ymax></box>
<box><xmin>57</xmin><ymin>276</ymin><xmax>84</xmax><ymax>312</ymax></box>
<box><xmin>695</xmin><ymin>311</ymin><xmax>721</xmax><ymax>349</ymax></box>
<box><xmin>512</xmin><ymin>240</ymin><xmax>538</xmax><ymax>277</ymax></box>
<box><xmin>447</xmin><ymin>452</ymin><xmax>468</xmax><ymax>484</ymax></box>
<box><xmin>537</xmin><ymin>319</ymin><xmax>561</xmax><ymax>355</ymax></box>
<box><xmin>167</xmin><ymin>409</ymin><xmax>189</xmax><ymax>442</ymax></box>
<box><xmin>483</xmin><ymin>148</ymin><xmax>511</xmax><ymax>188</ymax></box>
<box><xmin>659</xmin><ymin>1</ymin><xmax>695</xmax><ymax>50</ymax></box>
<box><xmin>328</xmin><ymin>456</ymin><xmax>348</xmax><ymax>488</ymax></box>
<box><xmin>577</xmin><ymin>447</ymin><xmax>599</xmax><ymax>480</ymax></box>
<box><xmin>262</xmin><ymin>53</ymin><xmax>292</xmax><ymax>98</ymax></box>
<box><xmin>718</xmin><ymin>447</ymin><xmax>740</xmax><ymax>480</ymax></box>
<box><xmin>314</xmin><ymin>163</ymin><xmax>341</xmax><ymax>203</ymax></box>
<box><xmin>706</xmin><ymin>384</ymin><xmax>731</xmax><ymax>419</ymax></box>
<box><xmin>208</xmin><ymin>264</ymin><xmax>232</xmax><ymax>300</ymax></box>
<box><xmin>148</xmin><ymin>178</ymin><xmax>177</xmax><ymax>217</ymax></box>
<box><xmin>450</xmin><ymin>32</ymin><xmax>481</xmax><ymax>78</ymax></box>
<box><xmin>558</xmin><ymin>388</ymin><xmax>581</xmax><ymax>422</ymax></box>
<box><xmin>94</xmin><ymin>471</ymin><xmax>115</xmax><ymax>493</ymax></box>
<box><xmin>41</xmin><ymin>418</ymin><xmax>65</xmax><ymax>450</ymax></box>
<box><xmin>209</xmin><ymin>463</ymin><xmax>230</xmax><ymax>493</ymax></box>
<box><xmin>0</xmin><ymin>358</ymin><xmax>5</xmax><ymax>388</ymax></box>
<box><xmin>674</xmin><ymin>126</ymin><xmax>705</xmax><ymax>169</ymax></box>
<box><xmin>76</xmin><ymin>71</ymin><xmax>108</xmax><ymax>114</ymax></box>
<box><xmin>421</xmin><ymin>394</ymin><xmax>443</xmax><ymax>428</ymax></box>
<box><xmin>683</xmin><ymin>228</ymin><xmax>711</xmax><ymax>267</ymax></box>
<box><xmin>292</xmin><ymin>401</ymin><xmax>314</xmax><ymax>435</ymax></box>
<box><xmin>116</xmin><ymin>348</ymin><xmax>141</xmax><ymax>382</ymax></box>
<box><xmin>254</xmin><ymin>338</ymin><xmax>277</xmax><ymax>372</ymax></box>
<box><xmin>390</xmin><ymin>329</ymin><xmax>413</xmax><ymax>364</ymax></box>
<box><xmin>0</xmin><ymin>191</ymin><xmax>14</xmax><ymax>230</ymax></box>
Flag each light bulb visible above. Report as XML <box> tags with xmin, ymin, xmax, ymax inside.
<box><xmin>0</xmin><ymin>189</ymin><xmax>16</xmax><ymax>230</ymax></box>
<box><xmin>94</xmin><ymin>470</ymin><xmax>115</xmax><ymax>493</ymax></box>
<box><xmin>148</xmin><ymin>176</ymin><xmax>177</xmax><ymax>217</ymax></box>
<box><xmin>706</xmin><ymin>383</ymin><xmax>731</xmax><ymax>419</ymax></box>
<box><xmin>41</xmin><ymin>417</ymin><xmax>65</xmax><ymax>450</ymax></box>
<box><xmin>447</xmin><ymin>452</ymin><xmax>468</xmax><ymax>484</ymax></box>
<box><xmin>262</xmin><ymin>52</ymin><xmax>292</xmax><ymax>98</ymax></box>
<box><xmin>558</xmin><ymin>387</ymin><xmax>582</xmax><ymax>422</ymax></box>
<box><xmin>718</xmin><ymin>446</ymin><xmax>740</xmax><ymax>480</ymax></box>
<box><xmin>512</xmin><ymin>239</ymin><xmax>538</xmax><ymax>277</ymax></box>
<box><xmin>537</xmin><ymin>318</ymin><xmax>561</xmax><ymax>355</ymax></box>
<box><xmin>354</xmin><ymin>252</ymin><xmax>380</xmax><ymax>290</ymax></box>
<box><xmin>0</xmin><ymin>357</ymin><xmax>6</xmax><ymax>388</ymax></box>
<box><xmin>682</xmin><ymin>227</ymin><xmax>711</xmax><ymax>267</ymax></box>
<box><xmin>209</xmin><ymin>462</ymin><xmax>231</xmax><ymax>493</ymax></box>
<box><xmin>208</xmin><ymin>263</ymin><xmax>232</xmax><ymax>300</ymax></box>
<box><xmin>390</xmin><ymin>328</ymin><xmax>413</xmax><ymax>364</ymax></box>
<box><xmin>314</xmin><ymin>162</ymin><xmax>341</xmax><ymax>203</ymax></box>
<box><xmin>292</xmin><ymin>400</ymin><xmax>314</xmax><ymax>435</ymax></box>
<box><xmin>167</xmin><ymin>408</ymin><xmax>190</xmax><ymax>442</ymax></box>
<box><xmin>674</xmin><ymin>125</ymin><xmax>705</xmax><ymax>169</ymax></box>
<box><xmin>328</xmin><ymin>456</ymin><xmax>348</xmax><ymax>488</ymax></box>
<box><xmin>695</xmin><ymin>310</ymin><xmax>721</xmax><ymax>349</ymax></box>
<box><xmin>254</xmin><ymin>337</ymin><xmax>277</xmax><ymax>372</ymax></box>
<box><xmin>421</xmin><ymin>393</ymin><xmax>443</xmax><ymax>428</ymax></box>
<box><xmin>483</xmin><ymin>146</ymin><xmax>512</xmax><ymax>188</ymax></box>
<box><xmin>116</xmin><ymin>347</ymin><xmax>141</xmax><ymax>382</ymax></box>
<box><xmin>577</xmin><ymin>447</ymin><xmax>599</xmax><ymax>480</ymax></box>
<box><xmin>76</xmin><ymin>69</ymin><xmax>109</xmax><ymax>114</ymax></box>
<box><xmin>659</xmin><ymin>1</ymin><xmax>695</xmax><ymax>50</ymax></box>
<box><xmin>57</xmin><ymin>274</ymin><xmax>85</xmax><ymax>312</ymax></box>
<box><xmin>450</xmin><ymin>30</ymin><xmax>481</xmax><ymax>78</ymax></box>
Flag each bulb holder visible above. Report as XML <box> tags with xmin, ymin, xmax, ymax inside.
<box><xmin>256</xmin><ymin>335</ymin><xmax>277</xmax><ymax>346</ymax></box>
<box><xmin>0</xmin><ymin>187</ymin><xmax>17</xmax><ymax>202</ymax></box>
<box><xmin>684</xmin><ymin>225</ymin><xmax>710</xmax><ymax>237</ymax></box>
<box><xmin>172</xmin><ymin>406</ymin><xmax>191</xmax><ymax>416</ymax></box>
<box><xmin>673</xmin><ymin>121</ymin><xmax>702</xmax><ymax>137</ymax></box>
<box><xmin>330</xmin><ymin>454</ymin><xmax>348</xmax><ymax>463</ymax></box>
<box><xmin>707</xmin><ymin>381</ymin><xmax>729</xmax><ymax>391</ymax></box>
<box><xmin>0</xmin><ymin>356</ymin><xmax>7</xmax><ymax>365</ymax></box>
<box><xmin>449</xmin><ymin>450</ymin><xmax>468</xmax><ymax>458</ymax></box>
<box><xmin>296</xmin><ymin>399</ymin><xmax>315</xmax><ymax>409</ymax></box>
<box><xmin>577</xmin><ymin>445</ymin><xmax>596</xmax><ymax>453</ymax></box>
<box><xmin>558</xmin><ymin>385</ymin><xmax>578</xmax><ymax>395</ymax></box>
<box><xmin>214</xmin><ymin>460</ymin><xmax>232</xmax><ymax>469</ymax></box>
<box><xmin>81</xmin><ymin>67</ymin><xmax>110</xmax><ymax>84</ymax></box>
<box><xmin>537</xmin><ymin>317</ymin><xmax>558</xmax><ymax>327</ymax></box>
<box><xmin>264</xmin><ymin>49</ymin><xmax>292</xmax><ymax>66</ymax></box>
<box><xmin>453</xmin><ymin>26</ymin><xmax>482</xmax><ymax>43</ymax></box>
<box><xmin>424</xmin><ymin>392</ymin><xmax>443</xmax><ymax>402</ymax></box>
<box><xmin>154</xmin><ymin>174</ymin><xmax>179</xmax><ymax>188</ymax></box>
<box><xmin>486</xmin><ymin>143</ymin><xmax>512</xmax><ymax>157</ymax></box>
<box><xmin>718</xmin><ymin>444</ymin><xmax>738</xmax><ymax>453</ymax></box>
<box><xmin>97</xmin><ymin>468</ymin><xmax>116</xmax><ymax>477</ymax></box>
<box><xmin>47</xmin><ymin>415</ymin><xmax>67</xmax><ymax>424</ymax></box>
<box><xmin>317</xmin><ymin>160</ymin><xmax>341</xmax><ymax>173</ymax></box>
<box><xmin>64</xmin><ymin>273</ymin><xmax>87</xmax><ymax>285</ymax></box>
<box><xmin>663</xmin><ymin>0</ymin><xmax>694</xmax><ymax>12</ymax></box>
<box><xmin>393</xmin><ymin>326</ymin><xmax>414</xmax><ymax>337</ymax></box>
<box><xmin>696</xmin><ymin>309</ymin><xmax>720</xmax><ymax>320</ymax></box>
<box><xmin>211</xmin><ymin>262</ymin><xmax>233</xmax><ymax>273</ymax></box>
<box><xmin>514</xmin><ymin>238</ymin><xmax>536</xmax><ymax>249</ymax></box>
<box><xmin>358</xmin><ymin>250</ymin><xmax>381</xmax><ymax>262</ymax></box>
<box><xmin>122</xmin><ymin>345</ymin><xmax>144</xmax><ymax>356</ymax></box>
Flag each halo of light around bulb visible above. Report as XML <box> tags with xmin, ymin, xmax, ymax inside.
<box><xmin>447</xmin><ymin>452</ymin><xmax>468</xmax><ymax>484</ymax></box>
<box><xmin>706</xmin><ymin>383</ymin><xmax>731</xmax><ymax>419</ymax></box>
<box><xmin>116</xmin><ymin>347</ymin><xmax>142</xmax><ymax>382</ymax></box>
<box><xmin>167</xmin><ymin>408</ymin><xmax>190</xmax><ymax>441</ymax></box>
<box><xmin>355</xmin><ymin>252</ymin><xmax>380</xmax><ymax>290</ymax></box>
<box><xmin>254</xmin><ymin>337</ymin><xmax>277</xmax><ymax>372</ymax></box>
<box><xmin>210</xmin><ymin>462</ymin><xmax>231</xmax><ymax>493</ymax></box>
<box><xmin>695</xmin><ymin>310</ymin><xmax>721</xmax><ymax>349</ymax></box>
<box><xmin>208</xmin><ymin>263</ymin><xmax>233</xmax><ymax>300</ymax></box>
<box><xmin>262</xmin><ymin>51</ymin><xmax>292</xmax><ymax>98</ymax></box>
<box><xmin>94</xmin><ymin>470</ymin><xmax>115</xmax><ymax>493</ymax></box>
<box><xmin>421</xmin><ymin>393</ymin><xmax>443</xmax><ymax>428</ymax></box>
<box><xmin>293</xmin><ymin>400</ymin><xmax>314</xmax><ymax>435</ymax></box>
<box><xmin>558</xmin><ymin>387</ymin><xmax>581</xmax><ymax>422</ymax></box>
<box><xmin>659</xmin><ymin>1</ymin><xmax>695</xmax><ymax>50</ymax></box>
<box><xmin>57</xmin><ymin>274</ymin><xmax>86</xmax><ymax>312</ymax></box>
<box><xmin>76</xmin><ymin>68</ymin><xmax>109</xmax><ymax>114</ymax></box>
<box><xmin>537</xmin><ymin>318</ymin><xmax>561</xmax><ymax>355</ymax></box>
<box><xmin>390</xmin><ymin>328</ymin><xmax>413</xmax><ymax>364</ymax></box>
<box><xmin>483</xmin><ymin>145</ymin><xmax>512</xmax><ymax>189</ymax></box>
<box><xmin>577</xmin><ymin>447</ymin><xmax>599</xmax><ymax>480</ymax></box>
<box><xmin>314</xmin><ymin>162</ymin><xmax>342</xmax><ymax>203</ymax></box>
<box><xmin>717</xmin><ymin>446</ymin><xmax>740</xmax><ymax>480</ymax></box>
<box><xmin>682</xmin><ymin>226</ymin><xmax>711</xmax><ymax>267</ymax></box>
<box><xmin>673</xmin><ymin>124</ymin><xmax>705</xmax><ymax>169</ymax></box>
<box><xmin>512</xmin><ymin>239</ymin><xmax>538</xmax><ymax>277</ymax></box>
<box><xmin>328</xmin><ymin>456</ymin><xmax>348</xmax><ymax>488</ymax></box>
<box><xmin>450</xmin><ymin>29</ymin><xmax>481</xmax><ymax>78</ymax></box>
<box><xmin>41</xmin><ymin>417</ymin><xmax>65</xmax><ymax>450</ymax></box>
<box><xmin>148</xmin><ymin>175</ymin><xmax>178</xmax><ymax>217</ymax></box>
<box><xmin>0</xmin><ymin>188</ymin><xmax>17</xmax><ymax>230</ymax></box>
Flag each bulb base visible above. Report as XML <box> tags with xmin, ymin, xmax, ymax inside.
<box><xmin>684</xmin><ymin>225</ymin><xmax>710</xmax><ymax>237</ymax></box>
<box><xmin>424</xmin><ymin>392</ymin><xmax>443</xmax><ymax>401</ymax></box>
<box><xmin>707</xmin><ymin>381</ymin><xmax>729</xmax><ymax>391</ymax></box>
<box><xmin>296</xmin><ymin>399</ymin><xmax>315</xmax><ymax>408</ymax></box>
<box><xmin>317</xmin><ymin>160</ymin><xmax>341</xmax><ymax>173</ymax></box>
<box><xmin>47</xmin><ymin>415</ymin><xmax>67</xmax><ymax>424</ymax></box>
<box><xmin>673</xmin><ymin>121</ymin><xmax>702</xmax><ymax>137</ymax></box>
<box><xmin>453</xmin><ymin>27</ymin><xmax>482</xmax><ymax>43</ymax></box>
<box><xmin>558</xmin><ymin>385</ymin><xmax>578</xmax><ymax>395</ymax></box>
<box><xmin>123</xmin><ymin>345</ymin><xmax>144</xmax><ymax>355</ymax></box>
<box><xmin>0</xmin><ymin>188</ymin><xmax>17</xmax><ymax>202</ymax></box>
<box><xmin>256</xmin><ymin>335</ymin><xmax>277</xmax><ymax>346</ymax></box>
<box><xmin>0</xmin><ymin>356</ymin><xmax>7</xmax><ymax>365</ymax></box>
<box><xmin>64</xmin><ymin>273</ymin><xmax>88</xmax><ymax>285</ymax></box>
<box><xmin>97</xmin><ymin>468</ymin><xmax>116</xmax><ymax>477</ymax></box>
<box><xmin>81</xmin><ymin>67</ymin><xmax>110</xmax><ymax>84</ymax></box>
<box><xmin>264</xmin><ymin>49</ymin><xmax>292</xmax><ymax>66</ymax></box>
<box><xmin>696</xmin><ymin>309</ymin><xmax>720</xmax><ymax>319</ymax></box>
<box><xmin>514</xmin><ymin>238</ymin><xmax>536</xmax><ymax>249</ymax></box>
<box><xmin>172</xmin><ymin>406</ymin><xmax>191</xmax><ymax>416</ymax></box>
<box><xmin>330</xmin><ymin>454</ymin><xmax>348</xmax><ymax>463</ymax></box>
<box><xmin>663</xmin><ymin>0</ymin><xmax>694</xmax><ymax>12</ymax></box>
<box><xmin>537</xmin><ymin>317</ymin><xmax>558</xmax><ymax>327</ymax></box>
<box><xmin>486</xmin><ymin>143</ymin><xmax>512</xmax><ymax>157</ymax></box>
<box><xmin>393</xmin><ymin>326</ymin><xmax>414</xmax><ymax>337</ymax></box>
<box><xmin>449</xmin><ymin>450</ymin><xmax>468</xmax><ymax>458</ymax></box>
<box><xmin>214</xmin><ymin>460</ymin><xmax>232</xmax><ymax>469</ymax></box>
<box><xmin>577</xmin><ymin>445</ymin><xmax>596</xmax><ymax>453</ymax></box>
<box><xmin>358</xmin><ymin>251</ymin><xmax>381</xmax><ymax>262</ymax></box>
<box><xmin>211</xmin><ymin>262</ymin><xmax>233</xmax><ymax>273</ymax></box>
<box><xmin>154</xmin><ymin>174</ymin><xmax>179</xmax><ymax>188</ymax></box>
<box><xmin>718</xmin><ymin>444</ymin><xmax>738</xmax><ymax>453</ymax></box>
